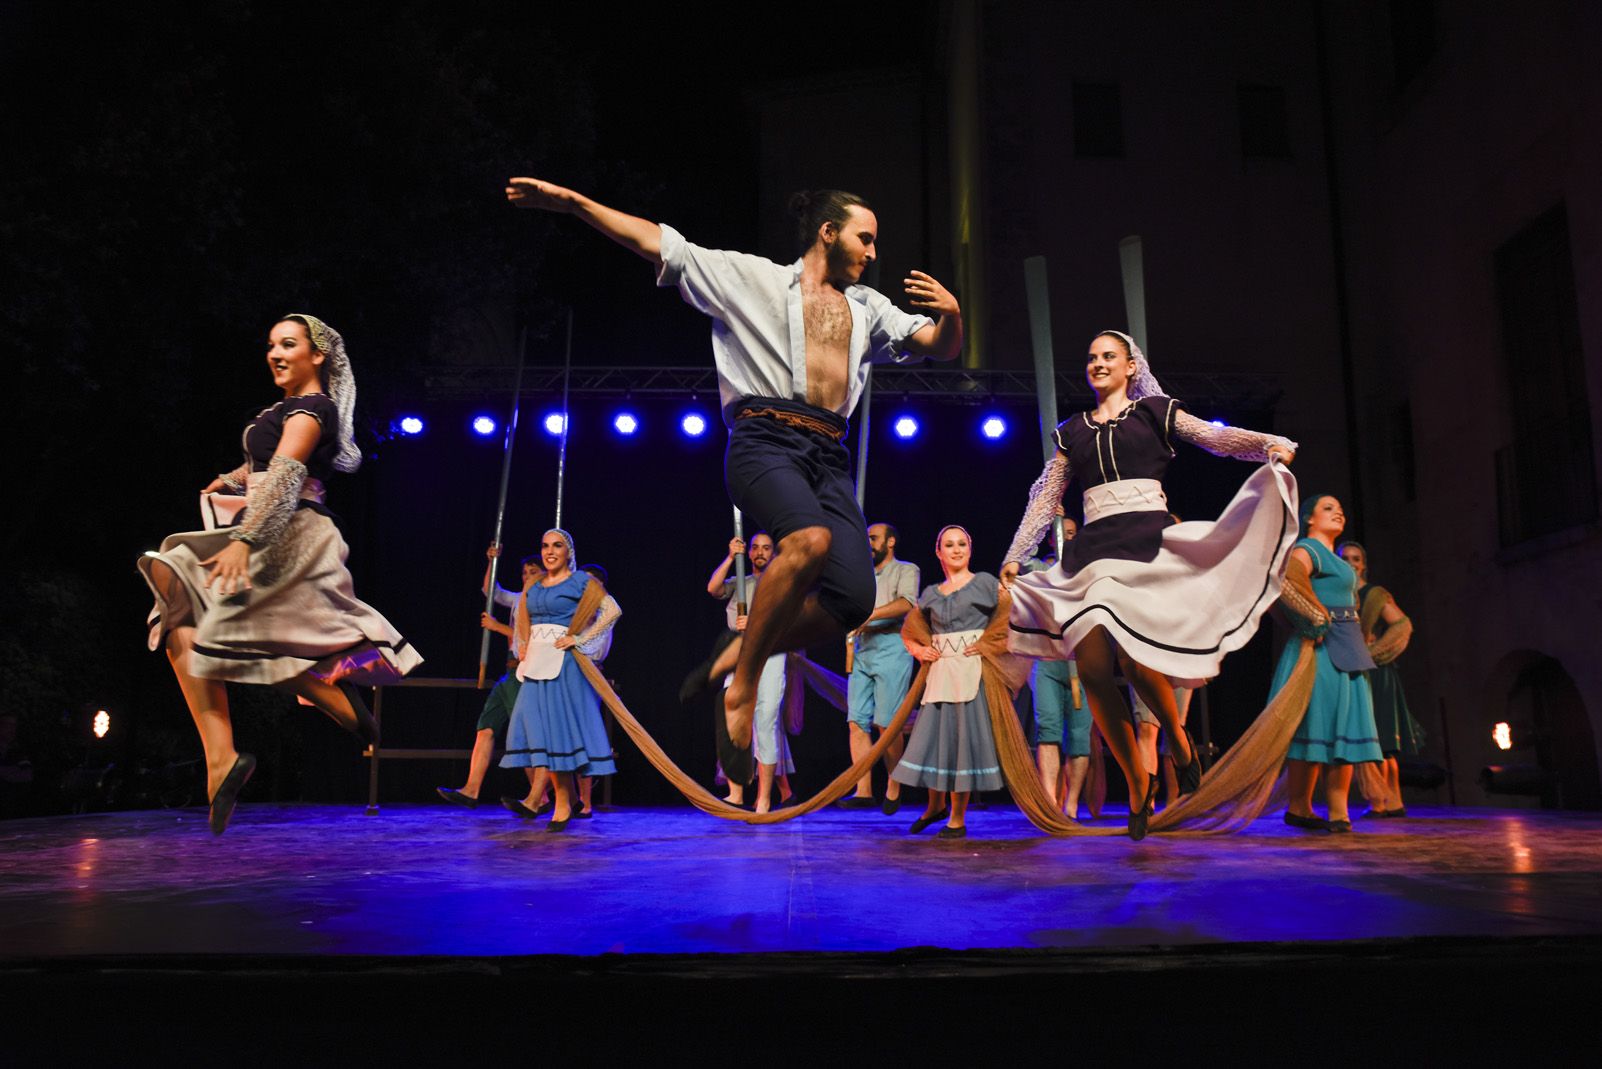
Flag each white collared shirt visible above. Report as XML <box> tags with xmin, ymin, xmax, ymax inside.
<box><xmin>656</xmin><ymin>225</ymin><xmax>934</xmax><ymax>421</ymax></box>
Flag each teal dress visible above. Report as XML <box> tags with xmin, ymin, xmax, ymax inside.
<box><xmin>1271</xmin><ymin>539</ymin><xmax>1383</xmax><ymax>765</ymax></box>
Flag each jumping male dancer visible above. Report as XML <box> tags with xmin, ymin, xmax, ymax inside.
<box><xmin>506</xmin><ymin>178</ymin><xmax>962</xmax><ymax>779</ymax></box>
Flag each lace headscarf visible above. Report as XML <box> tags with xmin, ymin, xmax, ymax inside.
<box><xmin>543</xmin><ymin>528</ymin><xmax>577</xmax><ymax>573</ymax></box>
<box><xmin>1097</xmin><ymin>330</ymin><xmax>1166</xmax><ymax>401</ymax></box>
<box><xmin>283</xmin><ymin>313</ymin><xmax>361</xmax><ymax>473</ymax></box>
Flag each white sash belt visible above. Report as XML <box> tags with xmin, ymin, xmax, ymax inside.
<box><xmin>1082</xmin><ymin>478</ymin><xmax>1168</xmax><ymax>525</ymax></box>
<box><xmin>924</xmin><ymin>628</ymin><xmax>985</xmax><ymax>704</ymax></box>
<box><xmin>202</xmin><ymin>473</ymin><xmax>327</xmax><ymax>530</ymax></box>
<box><xmin>517</xmin><ymin>624</ymin><xmax>570</xmax><ymax>681</ymax></box>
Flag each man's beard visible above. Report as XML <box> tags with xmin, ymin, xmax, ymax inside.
<box><xmin>872</xmin><ymin>545</ymin><xmax>888</xmax><ymax>566</ymax></box>
<box><xmin>825</xmin><ymin>235</ymin><xmax>856</xmax><ymax>284</ymax></box>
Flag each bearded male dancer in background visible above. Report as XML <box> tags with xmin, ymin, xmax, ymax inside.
<box><xmin>506</xmin><ymin>177</ymin><xmax>963</xmax><ymax>780</ymax></box>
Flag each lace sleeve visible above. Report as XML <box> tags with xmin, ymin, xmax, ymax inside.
<box><xmin>216</xmin><ymin>461</ymin><xmax>250</xmax><ymax>492</ymax></box>
<box><xmin>1172</xmin><ymin>411</ymin><xmax>1297</xmax><ymax>462</ymax></box>
<box><xmin>228</xmin><ymin>455</ymin><xmax>306</xmax><ymax>547</ymax></box>
<box><xmin>1003</xmin><ymin>452</ymin><xmax>1070</xmax><ymax>565</ymax></box>
<box><xmin>1276</xmin><ymin>552</ymin><xmax>1331</xmax><ymax>639</ymax></box>
<box><xmin>576</xmin><ymin>595</ymin><xmax>621</xmax><ymax>656</ymax></box>
<box><xmin>1370</xmin><ymin>615</ymin><xmax>1412</xmax><ymax>665</ymax></box>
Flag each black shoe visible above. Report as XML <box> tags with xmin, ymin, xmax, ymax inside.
<box><xmin>574</xmin><ymin>805</ymin><xmax>593</xmax><ymax>819</ymax></box>
<box><xmin>881</xmin><ymin>796</ymin><xmax>902</xmax><ymax>816</ymax></box>
<box><xmin>679</xmin><ymin>629</ymin><xmax>739</xmax><ymax>706</ymax></box>
<box><xmin>909</xmin><ymin>808</ymin><xmax>950</xmax><ymax>834</ymax></box>
<box><xmin>501</xmin><ymin>796</ymin><xmax>539</xmax><ymax>819</ymax></box>
<box><xmin>1128</xmin><ymin>774</ymin><xmax>1157</xmax><ymax>841</ymax></box>
<box><xmin>775</xmin><ymin>794</ymin><xmax>797</xmax><ymax>809</ymax></box>
<box><xmin>547</xmin><ymin>813</ymin><xmax>573</xmax><ymax>833</ymax></box>
<box><xmin>1284</xmin><ymin>811</ymin><xmax>1331</xmax><ymax>832</ymax></box>
<box><xmin>714</xmin><ymin>688</ymin><xmax>754</xmax><ymax>786</ymax></box>
<box><xmin>1327</xmin><ymin>819</ymin><xmax>1353</xmax><ymax>833</ymax></box>
<box><xmin>837</xmin><ymin>796</ymin><xmax>878</xmax><ymax>810</ymax></box>
<box><xmin>209</xmin><ymin>753</ymin><xmax>256</xmax><ymax>836</ymax></box>
<box><xmin>437</xmin><ymin>787</ymin><xmax>481</xmax><ymax>809</ymax></box>
<box><xmin>1176</xmin><ymin>727</ymin><xmax>1202</xmax><ymax>796</ymax></box>
<box><xmin>935</xmin><ymin>825</ymin><xmax>967</xmax><ymax>840</ymax></box>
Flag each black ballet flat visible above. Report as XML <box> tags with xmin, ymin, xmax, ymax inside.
<box><xmin>1177</xmin><ymin>727</ymin><xmax>1202</xmax><ymax>796</ymax></box>
<box><xmin>881</xmin><ymin>796</ymin><xmax>902</xmax><ymax>816</ymax></box>
<box><xmin>1283</xmin><ymin>811</ymin><xmax>1331</xmax><ymax>833</ymax></box>
<box><xmin>437</xmin><ymin>787</ymin><xmax>481</xmax><ymax>809</ymax></box>
<box><xmin>1128</xmin><ymin>774</ymin><xmax>1158</xmax><ymax>841</ymax></box>
<box><xmin>1327</xmin><ymin>819</ymin><xmax>1354</xmax><ymax>834</ymax></box>
<box><xmin>500</xmin><ymin>796</ymin><xmax>539</xmax><ymax>819</ymax></box>
<box><xmin>574</xmin><ymin>805</ymin><xmax>593</xmax><ymax>819</ymax></box>
<box><xmin>714</xmin><ymin>688</ymin><xmax>755</xmax><ymax>786</ymax></box>
<box><xmin>546</xmin><ymin>813</ymin><xmax>573</xmax><ymax>833</ymax></box>
<box><xmin>679</xmin><ymin>629</ymin><xmax>739</xmax><ymax>706</ymax></box>
<box><xmin>775</xmin><ymin>794</ymin><xmax>798</xmax><ymax>809</ymax></box>
<box><xmin>209</xmin><ymin>753</ymin><xmax>257</xmax><ymax>836</ymax></box>
<box><xmin>837</xmin><ymin>796</ymin><xmax>878</xmax><ymax>810</ymax></box>
<box><xmin>909</xmin><ymin>808</ymin><xmax>950</xmax><ymax>834</ymax></box>
<box><xmin>935</xmin><ymin>825</ymin><xmax>967</xmax><ymax>840</ymax></box>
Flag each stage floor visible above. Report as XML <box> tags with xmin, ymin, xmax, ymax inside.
<box><xmin>3</xmin><ymin>803</ymin><xmax>1601</xmax><ymax>958</ymax></box>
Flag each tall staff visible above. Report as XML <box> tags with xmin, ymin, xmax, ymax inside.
<box><xmin>554</xmin><ymin>308</ymin><xmax>574</xmax><ymax>530</ymax></box>
<box><xmin>479</xmin><ymin>326</ymin><xmax>529</xmax><ymax>688</ymax></box>
<box><xmin>1023</xmin><ymin>256</ymin><xmax>1064</xmax><ymax>558</ymax></box>
<box><xmin>845</xmin><ymin>366</ymin><xmax>874</xmax><ymax>673</ymax></box>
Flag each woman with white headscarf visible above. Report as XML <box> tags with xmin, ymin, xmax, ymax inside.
<box><xmin>1000</xmin><ymin>331</ymin><xmax>1299</xmax><ymax>839</ymax></box>
<box><xmin>138</xmin><ymin>314</ymin><xmax>423</xmax><ymax>834</ymax></box>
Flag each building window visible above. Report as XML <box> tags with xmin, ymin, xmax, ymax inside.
<box><xmin>1072</xmin><ymin>82</ymin><xmax>1124</xmax><ymax>159</ymax></box>
<box><xmin>1390</xmin><ymin>0</ymin><xmax>1438</xmax><ymax>90</ymax></box>
<box><xmin>1237</xmin><ymin>84</ymin><xmax>1291</xmax><ymax>159</ymax></box>
<box><xmin>1493</xmin><ymin>204</ymin><xmax>1597</xmax><ymax>547</ymax></box>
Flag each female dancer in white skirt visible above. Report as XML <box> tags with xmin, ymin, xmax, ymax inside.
<box><xmin>1000</xmin><ymin>331</ymin><xmax>1298</xmax><ymax>839</ymax></box>
<box><xmin>138</xmin><ymin>315</ymin><xmax>422</xmax><ymax>834</ymax></box>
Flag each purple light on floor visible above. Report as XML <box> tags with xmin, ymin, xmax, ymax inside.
<box><xmin>893</xmin><ymin>415</ymin><xmax>920</xmax><ymax>440</ymax></box>
<box><xmin>980</xmin><ymin>415</ymin><xmax>1008</xmax><ymax>440</ymax></box>
<box><xmin>397</xmin><ymin>416</ymin><xmax>424</xmax><ymax>436</ymax></box>
<box><xmin>543</xmin><ymin>412</ymin><xmax>567</xmax><ymax>436</ymax></box>
<box><xmin>613</xmin><ymin>412</ymin><xmax>639</xmax><ymax>436</ymax></box>
<box><xmin>680</xmin><ymin>412</ymin><xmax>708</xmax><ymax>438</ymax></box>
<box><xmin>471</xmin><ymin>415</ymin><xmax>497</xmax><ymax>437</ymax></box>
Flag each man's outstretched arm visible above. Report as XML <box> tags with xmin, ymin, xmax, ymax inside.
<box><xmin>507</xmin><ymin>177</ymin><xmax>662</xmax><ymax>264</ymax></box>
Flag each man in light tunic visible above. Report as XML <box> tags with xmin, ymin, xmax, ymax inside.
<box><xmin>840</xmin><ymin>523</ymin><xmax>919</xmax><ymax>813</ymax></box>
<box><xmin>506</xmin><ymin>178</ymin><xmax>962</xmax><ymax>778</ymax></box>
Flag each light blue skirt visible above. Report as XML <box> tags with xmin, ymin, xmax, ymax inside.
<box><xmin>500</xmin><ymin>654</ymin><xmax>617</xmax><ymax>776</ymax></box>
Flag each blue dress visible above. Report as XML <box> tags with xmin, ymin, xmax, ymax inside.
<box><xmin>499</xmin><ymin>572</ymin><xmax>617</xmax><ymax>776</ymax></box>
<box><xmin>1271</xmin><ymin>539</ymin><xmax>1383</xmax><ymax>765</ymax></box>
<box><xmin>891</xmin><ymin>573</ymin><xmax>1005</xmax><ymax>793</ymax></box>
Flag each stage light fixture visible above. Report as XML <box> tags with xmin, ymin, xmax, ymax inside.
<box><xmin>1210</xmin><ymin>419</ymin><xmax>1227</xmax><ymax>428</ymax></box>
<box><xmin>398</xmin><ymin>416</ymin><xmax>425</xmax><ymax>436</ymax></box>
<box><xmin>543</xmin><ymin>412</ymin><xmax>568</xmax><ymax>436</ymax></box>
<box><xmin>1493</xmin><ymin>722</ymin><xmax>1513</xmax><ymax>751</ymax></box>
<box><xmin>980</xmin><ymin>415</ymin><xmax>1008</xmax><ymax>440</ymax></box>
<box><xmin>681</xmin><ymin>413</ymin><xmax>708</xmax><ymax>438</ymax></box>
<box><xmin>93</xmin><ymin>710</ymin><xmax>110</xmax><ymax>740</ymax></box>
<box><xmin>471</xmin><ymin>415</ymin><xmax>497</xmax><ymax>437</ymax></box>
<box><xmin>893</xmin><ymin>415</ymin><xmax>920</xmax><ymax>440</ymax></box>
<box><xmin>613</xmin><ymin>412</ymin><xmax>639</xmax><ymax>436</ymax></box>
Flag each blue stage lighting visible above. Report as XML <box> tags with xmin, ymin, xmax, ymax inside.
<box><xmin>980</xmin><ymin>415</ymin><xmax>1008</xmax><ymax>440</ymax></box>
<box><xmin>893</xmin><ymin>415</ymin><xmax>920</xmax><ymax>440</ymax></box>
<box><xmin>471</xmin><ymin>415</ymin><xmax>497</xmax><ymax>437</ymax></box>
<box><xmin>613</xmin><ymin>412</ymin><xmax>639</xmax><ymax>436</ymax></box>
<box><xmin>543</xmin><ymin>412</ymin><xmax>568</xmax><ymax>436</ymax></box>
<box><xmin>1211</xmin><ymin>419</ymin><xmax>1227</xmax><ymax>428</ymax></box>
<box><xmin>681</xmin><ymin>412</ymin><xmax>708</xmax><ymax>438</ymax></box>
<box><xmin>398</xmin><ymin>416</ymin><xmax>424</xmax><ymax>436</ymax></box>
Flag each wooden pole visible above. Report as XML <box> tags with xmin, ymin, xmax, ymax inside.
<box><xmin>478</xmin><ymin>326</ymin><xmax>528</xmax><ymax>688</ymax></box>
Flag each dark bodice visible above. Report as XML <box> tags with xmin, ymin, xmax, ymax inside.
<box><xmin>1053</xmin><ymin>395</ymin><xmax>1184</xmax><ymax>490</ymax></box>
<box><xmin>1054</xmin><ymin>396</ymin><xmax>1184</xmax><ymax>571</ymax></box>
<box><xmin>242</xmin><ymin>393</ymin><xmax>340</xmax><ymax>481</ymax></box>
